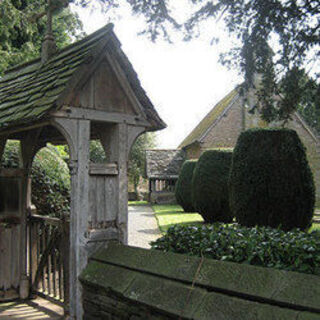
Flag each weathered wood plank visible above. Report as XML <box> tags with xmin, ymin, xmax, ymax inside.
<box><xmin>19</xmin><ymin>128</ymin><xmax>42</xmax><ymax>299</ymax></box>
<box><xmin>96</xmin><ymin>177</ymin><xmax>105</xmax><ymax>225</ymax></box>
<box><xmin>3</xmin><ymin>227</ymin><xmax>12</xmax><ymax>290</ymax></box>
<box><xmin>105</xmin><ymin>52</ymin><xmax>147</xmax><ymax>119</ymax></box>
<box><xmin>117</xmin><ymin>123</ymin><xmax>128</xmax><ymax>243</ymax></box>
<box><xmin>89</xmin><ymin>163</ymin><xmax>118</xmax><ymax>176</ymax></box>
<box><xmin>12</xmin><ymin>225</ymin><xmax>20</xmax><ymax>289</ymax></box>
<box><xmin>105</xmin><ymin>177</ymin><xmax>117</xmax><ymax>221</ymax></box>
<box><xmin>89</xmin><ymin>176</ymin><xmax>97</xmax><ymax>228</ymax></box>
<box><xmin>51</xmin><ymin>107</ymin><xmax>149</xmax><ymax>127</ymax></box>
<box><xmin>30</xmin><ymin>221</ymin><xmax>38</xmax><ymax>284</ymax></box>
<box><xmin>68</xmin><ymin>119</ymin><xmax>90</xmax><ymax>319</ymax></box>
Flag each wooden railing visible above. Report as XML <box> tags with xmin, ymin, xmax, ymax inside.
<box><xmin>29</xmin><ymin>214</ymin><xmax>69</xmax><ymax>308</ymax></box>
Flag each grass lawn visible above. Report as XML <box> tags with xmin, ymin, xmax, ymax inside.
<box><xmin>128</xmin><ymin>200</ymin><xmax>148</xmax><ymax>206</ymax></box>
<box><xmin>152</xmin><ymin>204</ymin><xmax>203</xmax><ymax>233</ymax></box>
<box><xmin>310</xmin><ymin>223</ymin><xmax>320</xmax><ymax>232</ymax></box>
<box><xmin>152</xmin><ymin>204</ymin><xmax>320</xmax><ymax>234</ymax></box>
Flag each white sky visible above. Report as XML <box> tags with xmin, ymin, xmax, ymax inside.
<box><xmin>72</xmin><ymin>4</ymin><xmax>242</xmax><ymax>148</ymax></box>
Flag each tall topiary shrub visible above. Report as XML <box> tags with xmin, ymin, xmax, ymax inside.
<box><xmin>229</xmin><ymin>128</ymin><xmax>315</xmax><ymax>230</ymax></box>
<box><xmin>192</xmin><ymin>149</ymin><xmax>233</xmax><ymax>223</ymax></box>
<box><xmin>175</xmin><ymin>160</ymin><xmax>197</xmax><ymax>212</ymax></box>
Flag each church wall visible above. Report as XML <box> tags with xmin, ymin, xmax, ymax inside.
<box><xmin>184</xmin><ymin>97</ymin><xmax>320</xmax><ymax>207</ymax></box>
<box><xmin>200</xmin><ymin>99</ymin><xmax>243</xmax><ymax>150</ymax></box>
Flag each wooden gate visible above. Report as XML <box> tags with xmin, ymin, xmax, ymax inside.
<box><xmin>0</xmin><ymin>168</ymin><xmax>23</xmax><ymax>301</ymax></box>
<box><xmin>29</xmin><ymin>213</ymin><xmax>69</xmax><ymax>309</ymax></box>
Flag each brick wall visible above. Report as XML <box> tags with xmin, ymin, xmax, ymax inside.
<box><xmin>201</xmin><ymin>99</ymin><xmax>243</xmax><ymax>150</ymax></box>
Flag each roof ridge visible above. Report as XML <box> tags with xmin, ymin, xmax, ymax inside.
<box><xmin>178</xmin><ymin>87</ymin><xmax>239</xmax><ymax>148</ymax></box>
<box><xmin>198</xmin><ymin>92</ymin><xmax>240</xmax><ymax>142</ymax></box>
<box><xmin>5</xmin><ymin>23</ymin><xmax>114</xmax><ymax>75</ymax></box>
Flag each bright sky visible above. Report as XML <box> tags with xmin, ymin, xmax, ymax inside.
<box><xmin>72</xmin><ymin>4</ymin><xmax>242</xmax><ymax>148</ymax></box>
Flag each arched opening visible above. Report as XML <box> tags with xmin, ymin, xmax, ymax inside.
<box><xmin>28</xmin><ymin>141</ymin><xmax>71</xmax><ymax>311</ymax></box>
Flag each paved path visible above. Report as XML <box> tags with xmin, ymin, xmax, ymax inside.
<box><xmin>128</xmin><ymin>205</ymin><xmax>161</xmax><ymax>249</ymax></box>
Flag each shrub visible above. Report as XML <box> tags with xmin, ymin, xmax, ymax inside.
<box><xmin>229</xmin><ymin>128</ymin><xmax>315</xmax><ymax>230</ymax></box>
<box><xmin>192</xmin><ymin>149</ymin><xmax>233</xmax><ymax>223</ymax></box>
<box><xmin>175</xmin><ymin>160</ymin><xmax>197</xmax><ymax>212</ymax></box>
<box><xmin>151</xmin><ymin>224</ymin><xmax>320</xmax><ymax>275</ymax></box>
<box><xmin>32</xmin><ymin>146</ymin><xmax>70</xmax><ymax>216</ymax></box>
<box><xmin>1</xmin><ymin>140</ymin><xmax>20</xmax><ymax>168</ymax></box>
<box><xmin>1</xmin><ymin>141</ymin><xmax>70</xmax><ymax>217</ymax></box>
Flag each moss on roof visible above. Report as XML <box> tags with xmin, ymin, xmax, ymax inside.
<box><xmin>0</xmin><ymin>24</ymin><xmax>166</xmax><ymax>131</ymax></box>
<box><xmin>0</xmin><ymin>25</ymin><xmax>113</xmax><ymax>130</ymax></box>
<box><xmin>179</xmin><ymin>89</ymin><xmax>239</xmax><ymax>149</ymax></box>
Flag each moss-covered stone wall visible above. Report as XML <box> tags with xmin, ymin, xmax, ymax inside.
<box><xmin>80</xmin><ymin>242</ymin><xmax>320</xmax><ymax>320</ymax></box>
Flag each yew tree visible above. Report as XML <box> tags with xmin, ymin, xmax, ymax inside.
<box><xmin>2</xmin><ymin>0</ymin><xmax>319</xmax><ymax>124</ymax></box>
<box><xmin>0</xmin><ymin>0</ymin><xmax>84</xmax><ymax>74</ymax></box>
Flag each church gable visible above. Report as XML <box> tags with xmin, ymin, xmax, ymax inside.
<box><xmin>180</xmin><ymin>86</ymin><xmax>320</xmax><ymax>206</ymax></box>
<box><xmin>201</xmin><ymin>97</ymin><xmax>243</xmax><ymax>150</ymax></box>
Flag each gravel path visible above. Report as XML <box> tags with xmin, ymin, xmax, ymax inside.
<box><xmin>128</xmin><ymin>205</ymin><xmax>161</xmax><ymax>249</ymax></box>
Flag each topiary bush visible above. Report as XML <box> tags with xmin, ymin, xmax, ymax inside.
<box><xmin>151</xmin><ymin>224</ymin><xmax>320</xmax><ymax>275</ymax></box>
<box><xmin>192</xmin><ymin>149</ymin><xmax>233</xmax><ymax>223</ymax></box>
<box><xmin>175</xmin><ymin>160</ymin><xmax>197</xmax><ymax>212</ymax></box>
<box><xmin>1</xmin><ymin>141</ymin><xmax>70</xmax><ymax>217</ymax></box>
<box><xmin>229</xmin><ymin>128</ymin><xmax>315</xmax><ymax>230</ymax></box>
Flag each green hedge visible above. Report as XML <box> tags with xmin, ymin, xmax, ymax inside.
<box><xmin>175</xmin><ymin>160</ymin><xmax>197</xmax><ymax>212</ymax></box>
<box><xmin>229</xmin><ymin>128</ymin><xmax>315</xmax><ymax>230</ymax></box>
<box><xmin>1</xmin><ymin>141</ymin><xmax>70</xmax><ymax>217</ymax></box>
<box><xmin>192</xmin><ymin>149</ymin><xmax>233</xmax><ymax>223</ymax></box>
<box><xmin>151</xmin><ymin>224</ymin><xmax>320</xmax><ymax>275</ymax></box>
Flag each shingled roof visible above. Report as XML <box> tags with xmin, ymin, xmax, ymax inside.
<box><xmin>179</xmin><ymin>88</ymin><xmax>239</xmax><ymax>148</ymax></box>
<box><xmin>146</xmin><ymin>149</ymin><xmax>185</xmax><ymax>179</ymax></box>
<box><xmin>0</xmin><ymin>24</ymin><xmax>166</xmax><ymax>132</ymax></box>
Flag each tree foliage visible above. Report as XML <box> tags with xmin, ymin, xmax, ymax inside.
<box><xmin>1</xmin><ymin>141</ymin><xmax>70</xmax><ymax>217</ymax></box>
<box><xmin>0</xmin><ymin>0</ymin><xmax>84</xmax><ymax>74</ymax></box>
<box><xmin>297</xmin><ymin>74</ymin><xmax>320</xmax><ymax>135</ymax></box>
<box><xmin>72</xmin><ymin>0</ymin><xmax>319</xmax><ymax>124</ymax></box>
<box><xmin>3</xmin><ymin>0</ymin><xmax>318</xmax><ymax>122</ymax></box>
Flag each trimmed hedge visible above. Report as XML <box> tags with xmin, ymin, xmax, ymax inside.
<box><xmin>151</xmin><ymin>224</ymin><xmax>320</xmax><ymax>275</ymax></box>
<box><xmin>192</xmin><ymin>149</ymin><xmax>233</xmax><ymax>223</ymax></box>
<box><xmin>175</xmin><ymin>160</ymin><xmax>197</xmax><ymax>212</ymax></box>
<box><xmin>229</xmin><ymin>128</ymin><xmax>315</xmax><ymax>230</ymax></box>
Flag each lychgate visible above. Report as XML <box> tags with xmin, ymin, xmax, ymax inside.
<box><xmin>0</xmin><ymin>23</ymin><xmax>165</xmax><ymax>319</ymax></box>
